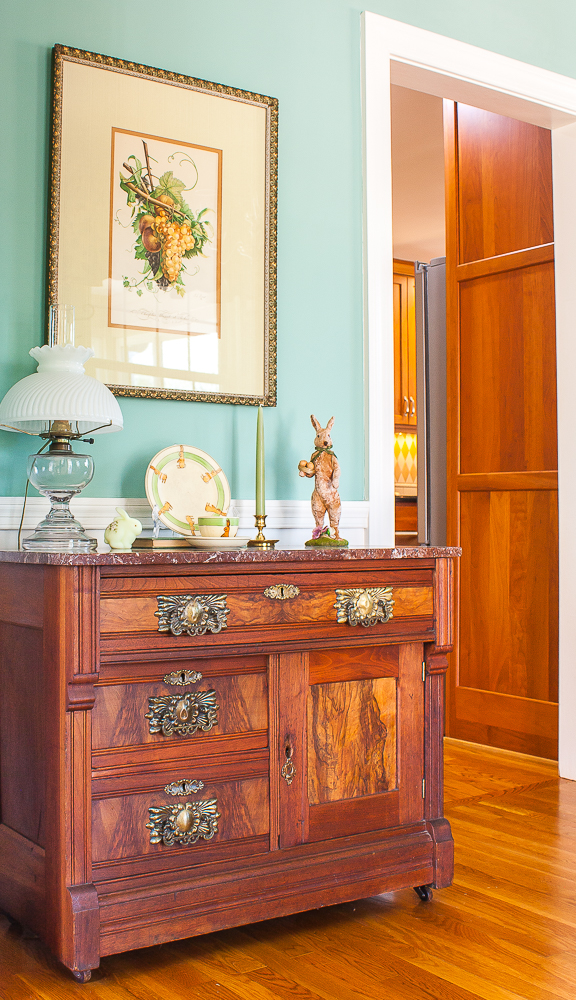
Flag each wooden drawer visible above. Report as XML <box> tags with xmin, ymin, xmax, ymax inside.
<box><xmin>99</xmin><ymin>569</ymin><xmax>434</xmax><ymax>650</ymax></box>
<box><xmin>92</xmin><ymin>774</ymin><xmax>269</xmax><ymax>866</ymax></box>
<box><xmin>92</xmin><ymin>669</ymin><xmax>268</xmax><ymax>751</ymax></box>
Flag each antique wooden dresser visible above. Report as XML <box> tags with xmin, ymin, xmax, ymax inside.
<box><xmin>0</xmin><ymin>546</ymin><xmax>458</xmax><ymax>981</ymax></box>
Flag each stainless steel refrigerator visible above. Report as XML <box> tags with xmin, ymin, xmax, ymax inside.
<box><xmin>415</xmin><ymin>257</ymin><xmax>447</xmax><ymax>547</ymax></box>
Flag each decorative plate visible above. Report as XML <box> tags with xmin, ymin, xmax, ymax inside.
<box><xmin>145</xmin><ymin>445</ymin><xmax>231</xmax><ymax>537</ymax></box>
<box><xmin>186</xmin><ymin>537</ymin><xmax>249</xmax><ymax>550</ymax></box>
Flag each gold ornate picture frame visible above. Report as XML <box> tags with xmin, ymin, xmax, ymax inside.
<box><xmin>49</xmin><ymin>45</ymin><xmax>277</xmax><ymax>405</ymax></box>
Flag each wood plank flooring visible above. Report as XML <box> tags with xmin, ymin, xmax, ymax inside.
<box><xmin>0</xmin><ymin>738</ymin><xmax>570</xmax><ymax>999</ymax></box>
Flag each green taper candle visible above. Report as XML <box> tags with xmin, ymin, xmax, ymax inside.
<box><xmin>255</xmin><ymin>406</ymin><xmax>265</xmax><ymax>516</ymax></box>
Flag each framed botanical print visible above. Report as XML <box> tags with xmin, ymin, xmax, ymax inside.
<box><xmin>49</xmin><ymin>45</ymin><xmax>278</xmax><ymax>405</ymax></box>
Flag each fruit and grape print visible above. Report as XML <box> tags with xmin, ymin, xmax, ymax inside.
<box><xmin>118</xmin><ymin>140</ymin><xmax>212</xmax><ymax>298</ymax></box>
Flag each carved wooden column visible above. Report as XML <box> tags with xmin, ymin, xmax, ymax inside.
<box><xmin>44</xmin><ymin>565</ymin><xmax>100</xmax><ymax>982</ymax></box>
<box><xmin>423</xmin><ymin>556</ymin><xmax>455</xmax><ymax>889</ymax></box>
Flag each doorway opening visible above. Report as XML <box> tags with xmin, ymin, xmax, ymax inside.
<box><xmin>363</xmin><ymin>11</ymin><xmax>576</xmax><ymax>776</ymax></box>
<box><xmin>391</xmin><ymin>86</ymin><xmax>445</xmax><ymax>546</ymax></box>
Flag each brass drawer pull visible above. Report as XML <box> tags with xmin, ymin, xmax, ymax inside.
<box><xmin>264</xmin><ymin>584</ymin><xmax>300</xmax><ymax>600</ymax></box>
<box><xmin>146</xmin><ymin>799</ymin><xmax>220</xmax><ymax>846</ymax></box>
<box><xmin>163</xmin><ymin>669</ymin><xmax>203</xmax><ymax>686</ymax></box>
<box><xmin>156</xmin><ymin>594</ymin><xmax>229</xmax><ymax>636</ymax></box>
<box><xmin>164</xmin><ymin>779</ymin><xmax>204</xmax><ymax>796</ymax></box>
<box><xmin>281</xmin><ymin>745</ymin><xmax>295</xmax><ymax>785</ymax></box>
<box><xmin>334</xmin><ymin>587</ymin><xmax>394</xmax><ymax>627</ymax></box>
<box><xmin>146</xmin><ymin>691</ymin><xmax>219</xmax><ymax>737</ymax></box>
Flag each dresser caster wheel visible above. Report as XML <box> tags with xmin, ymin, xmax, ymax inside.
<box><xmin>414</xmin><ymin>884</ymin><xmax>433</xmax><ymax>902</ymax></box>
<box><xmin>72</xmin><ymin>970</ymin><xmax>92</xmax><ymax>983</ymax></box>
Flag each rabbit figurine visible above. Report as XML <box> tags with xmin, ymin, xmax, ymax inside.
<box><xmin>298</xmin><ymin>415</ymin><xmax>347</xmax><ymax>545</ymax></box>
<box><xmin>104</xmin><ymin>507</ymin><xmax>143</xmax><ymax>550</ymax></box>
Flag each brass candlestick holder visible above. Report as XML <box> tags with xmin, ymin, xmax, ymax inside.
<box><xmin>247</xmin><ymin>514</ymin><xmax>278</xmax><ymax>550</ymax></box>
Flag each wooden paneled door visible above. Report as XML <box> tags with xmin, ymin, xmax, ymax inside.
<box><xmin>444</xmin><ymin>102</ymin><xmax>559</xmax><ymax>758</ymax></box>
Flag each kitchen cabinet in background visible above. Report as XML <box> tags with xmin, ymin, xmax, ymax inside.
<box><xmin>393</xmin><ymin>260</ymin><xmax>417</xmax><ymax>431</ymax></box>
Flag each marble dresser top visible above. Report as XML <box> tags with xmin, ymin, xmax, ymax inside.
<box><xmin>0</xmin><ymin>546</ymin><xmax>461</xmax><ymax>566</ymax></box>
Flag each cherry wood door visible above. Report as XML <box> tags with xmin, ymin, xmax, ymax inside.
<box><xmin>445</xmin><ymin>102</ymin><xmax>558</xmax><ymax>758</ymax></box>
<box><xmin>276</xmin><ymin>643</ymin><xmax>425</xmax><ymax>848</ymax></box>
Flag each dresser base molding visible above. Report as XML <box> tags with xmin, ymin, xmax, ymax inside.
<box><xmin>97</xmin><ymin>825</ymin><xmax>436</xmax><ymax>957</ymax></box>
<box><xmin>0</xmin><ymin>547</ymin><xmax>458</xmax><ymax>978</ymax></box>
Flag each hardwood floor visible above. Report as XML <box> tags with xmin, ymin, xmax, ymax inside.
<box><xmin>0</xmin><ymin>738</ymin><xmax>570</xmax><ymax>999</ymax></box>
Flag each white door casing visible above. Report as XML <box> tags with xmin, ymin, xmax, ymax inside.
<box><xmin>362</xmin><ymin>12</ymin><xmax>576</xmax><ymax>777</ymax></box>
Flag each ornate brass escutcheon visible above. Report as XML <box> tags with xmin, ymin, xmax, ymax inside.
<box><xmin>281</xmin><ymin>745</ymin><xmax>296</xmax><ymax>785</ymax></box>
<box><xmin>146</xmin><ymin>799</ymin><xmax>220</xmax><ymax>846</ymax></box>
<box><xmin>264</xmin><ymin>584</ymin><xmax>301</xmax><ymax>601</ymax></box>
<box><xmin>156</xmin><ymin>594</ymin><xmax>229</xmax><ymax>636</ymax></box>
<box><xmin>163</xmin><ymin>669</ymin><xmax>203</xmax><ymax>686</ymax></box>
<box><xmin>164</xmin><ymin>778</ymin><xmax>204</xmax><ymax>796</ymax></box>
<box><xmin>146</xmin><ymin>690</ymin><xmax>219</xmax><ymax>737</ymax></box>
<box><xmin>334</xmin><ymin>587</ymin><xmax>394</xmax><ymax>627</ymax></box>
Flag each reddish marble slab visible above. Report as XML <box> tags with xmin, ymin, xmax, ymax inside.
<box><xmin>0</xmin><ymin>546</ymin><xmax>461</xmax><ymax>566</ymax></box>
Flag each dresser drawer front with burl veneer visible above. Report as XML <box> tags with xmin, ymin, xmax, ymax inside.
<box><xmin>99</xmin><ymin>568</ymin><xmax>435</xmax><ymax>652</ymax></box>
<box><xmin>92</xmin><ymin>774</ymin><xmax>270</xmax><ymax>881</ymax></box>
<box><xmin>92</xmin><ymin>671</ymin><xmax>268</xmax><ymax>752</ymax></box>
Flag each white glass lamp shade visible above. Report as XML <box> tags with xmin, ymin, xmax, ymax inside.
<box><xmin>0</xmin><ymin>344</ymin><xmax>123</xmax><ymax>436</ymax></box>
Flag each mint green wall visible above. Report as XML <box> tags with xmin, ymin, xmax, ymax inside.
<box><xmin>2</xmin><ymin>0</ymin><xmax>575</xmax><ymax>501</ymax></box>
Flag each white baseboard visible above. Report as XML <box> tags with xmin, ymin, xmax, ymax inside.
<box><xmin>0</xmin><ymin>497</ymin><xmax>370</xmax><ymax>550</ymax></box>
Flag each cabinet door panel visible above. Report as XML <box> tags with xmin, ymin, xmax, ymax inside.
<box><xmin>407</xmin><ymin>273</ymin><xmax>417</xmax><ymax>425</ymax></box>
<box><xmin>278</xmin><ymin>642</ymin><xmax>424</xmax><ymax>847</ymax></box>
<box><xmin>393</xmin><ymin>262</ymin><xmax>417</xmax><ymax>429</ymax></box>
<box><xmin>394</xmin><ymin>273</ymin><xmax>407</xmax><ymax>426</ymax></box>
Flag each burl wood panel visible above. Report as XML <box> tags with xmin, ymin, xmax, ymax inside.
<box><xmin>457</xmin><ymin>104</ymin><xmax>553</xmax><ymax>262</ymax></box>
<box><xmin>92</xmin><ymin>672</ymin><xmax>268</xmax><ymax>750</ymax></box>
<box><xmin>99</xmin><ymin>585</ymin><xmax>433</xmax><ymax>634</ymax></box>
<box><xmin>307</xmin><ymin>678</ymin><xmax>397</xmax><ymax>805</ymax></box>
<box><xmin>459</xmin><ymin>490</ymin><xmax>558</xmax><ymax>703</ymax></box>
<box><xmin>92</xmin><ymin>777</ymin><xmax>269</xmax><ymax>862</ymax></box>
<box><xmin>459</xmin><ymin>263</ymin><xmax>557</xmax><ymax>475</ymax></box>
<box><xmin>0</xmin><ymin>624</ymin><xmax>45</xmax><ymax>846</ymax></box>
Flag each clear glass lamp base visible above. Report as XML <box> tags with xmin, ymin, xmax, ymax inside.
<box><xmin>23</xmin><ymin>499</ymin><xmax>97</xmax><ymax>552</ymax></box>
<box><xmin>23</xmin><ymin>451</ymin><xmax>97</xmax><ymax>553</ymax></box>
